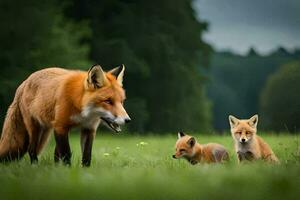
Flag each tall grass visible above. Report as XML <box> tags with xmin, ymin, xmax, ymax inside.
<box><xmin>0</xmin><ymin>133</ymin><xmax>299</xmax><ymax>200</ymax></box>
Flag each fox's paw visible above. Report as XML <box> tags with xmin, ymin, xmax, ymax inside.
<box><xmin>190</xmin><ymin>160</ymin><xmax>198</xmax><ymax>165</ymax></box>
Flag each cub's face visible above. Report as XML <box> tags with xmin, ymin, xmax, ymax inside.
<box><xmin>229</xmin><ymin>115</ymin><xmax>258</xmax><ymax>144</ymax></box>
<box><xmin>233</xmin><ymin>126</ymin><xmax>254</xmax><ymax>144</ymax></box>
<box><xmin>172</xmin><ymin>132</ymin><xmax>196</xmax><ymax>159</ymax></box>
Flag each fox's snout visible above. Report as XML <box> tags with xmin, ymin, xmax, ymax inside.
<box><xmin>113</xmin><ymin>114</ymin><xmax>131</xmax><ymax>125</ymax></box>
<box><xmin>239</xmin><ymin>137</ymin><xmax>248</xmax><ymax>144</ymax></box>
<box><xmin>172</xmin><ymin>152</ymin><xmax>183</xmax><ymax>159</ymax></box>
<box><xmin>91</xmin><ymin>105</ymin><xmax>130</xmax><ymax>133</ymax></box>
<box><xmin>125</xmin><ymin>117</ymin><xmax>131</xmax><ymax>123</ymax></box>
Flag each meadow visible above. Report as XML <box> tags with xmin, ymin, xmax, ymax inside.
<box><xmin>0</xmin><ymin>132</ymin><xmax>299</xmax><ymax>200</ymax></box>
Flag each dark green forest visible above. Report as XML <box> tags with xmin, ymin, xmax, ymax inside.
<box><xmin>0</xmin><ymin>0</ymin><xmax>212</xmax><ymax>133</ymax></box>
<box><xmin>208</xmin><ymin>48</ymin><xmax>300</xmax><ymax>131</ymax></box>
<box><xmin>0</xmin><ymin>0</ymin><xmax>299</xmax><ymax>133</ymax></box>
<box><xmin>66</xmin><ymin>0</ymin><xmax>212</xmax><ymax>132</ymax></box>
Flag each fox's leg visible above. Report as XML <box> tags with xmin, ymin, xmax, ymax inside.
<box><xmin>23</xmin><ymin>117</ymin><xmax>42</xmax><ymax>164</ymax></box>
<box><xmin>237</xmin><ymin>151</ymin><xmax>243</xmax><ymax>163</ymax></box>
<box><xmin>36</xmin><ymin>128</ymin><xmax>51</xmax><ymax>155</ymax></box>
<box><xmin>29</xmin><ymin>126</ymin><xmax>51</xmax><ymax>163</ymax></box>
<box><xmin>237</xmin><ymin>151</ymin><xmax>255</xmax><ymax>163</ymax></box>
<box><xmin>213</xmin><ymin>148</ymin><xmax>229</xmax><ymax>162</ymax></box>
<box><xmin>54</xmin><ymin>145</ymin><xmax>60</xmax><ymax>163</ymax></box>
<box><xmin>265</xmin><ymin>154</ymin><xmax>280</xmax><ymax>163</ymax></box>
<box><xmin>28</xmin><ymin>127</ymin><xmax>41</xmax><ymax>164</ymax></box>
<box><xmin>80</xmin><ymin>128</ymin><xmax>95</xmax><ymax>167</ymax></box>
<box><xmin>271</xmin><ymin>155</ymin><xmax>280</xmax><ymax>163</ymax></box>
<box><xmin>54</xmin><ymin>127</ymin><xmax>71</xmax><ymax>165</ymax></box>
<box><xmin>244</xmin><ymin>151</ymin><xmax>255</xmax><ymax>161</ymax></box>
<box><xmin>28</xmin><ymin>134</ymin><xmax>39</xmax><ymax>164</ymax></box>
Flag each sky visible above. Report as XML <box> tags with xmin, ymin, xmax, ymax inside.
<box><xmin>192</xmin><ymin>0</ymin><xmax>300</xmax><ymax>55</ymax></box>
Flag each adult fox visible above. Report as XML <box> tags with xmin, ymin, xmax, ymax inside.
<box><xmin>0</xmin><ymin>64</ymin><xmax>130</xmax><ymax>166</ymax></box>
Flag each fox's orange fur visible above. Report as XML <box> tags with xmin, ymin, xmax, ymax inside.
<box><xmin>229</xmin><ymin>115</ymin><xmax>279</xmax><ymax>163</ymax></box>
<box><xmin>0</xmin><ymin>65</ymin><xmax>130</xmax><ymax>166</ymax></box>
<box><xmin>173</xmin><ymin>132</ymin><xmax>229</xmax><ymax>164</ymax></box>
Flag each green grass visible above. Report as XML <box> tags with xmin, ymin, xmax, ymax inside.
<box><xmin>0</xmin><ymin>133</ymin><xmax>300</xmax><ymax>200</ymax></box>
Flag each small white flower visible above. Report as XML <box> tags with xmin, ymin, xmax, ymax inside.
<box><xmin>140</xmin><ymin>141</ymin><xmax>148</xmax><ymax>146</ymax></box>
<box><xmin>103</xmin><ymin>153</ymin><xmax>110</xmax><ymax>157</ymax></box>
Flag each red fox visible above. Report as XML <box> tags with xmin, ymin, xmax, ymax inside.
<box><xmin>172</xmin><ymin>132</ymin><xmax>229</xmax><ymax>164</ymax></box>
<box><xmin>229</xmin><ymin>115</ymin><xmax>279</xmax><ymax>163</ymax></box>
<box><xmin>0</xmin><ymin>64</ymin><xmax>130</xmax><ymax>166</ymax></box>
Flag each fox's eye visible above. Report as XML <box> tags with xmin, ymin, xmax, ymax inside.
<box><xmin>246</xmin><ymin>131</ymin><xmax>251</xmax><ymax>135</ymax></box>
<box><xmin>179</xmin><ymin>149</ymin><xmax>186</xmax><ymax>152</ymax></box>
<box><xmin>104</xmin><ymin>99</ymin><xmax>113</xmax><ymax>105</ymax></box>
<box><xmin>236</xmin><ymin>132</ymin><xmax>241</xmax><ymax>135</ymax></box>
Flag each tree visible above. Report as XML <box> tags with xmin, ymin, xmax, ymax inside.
<box><xmin>67</xmin><ymin>0</ymin><xmax>212</xmax><ymax>132</ymax></box>
<box><xmin>247</xmin><ymin>47</ymin><xmax>259</xmax><ymax>57</ymax></box>
<box><xmin>0</xmin><ymin>0</ymin><xmax>91</xmax><ymax>124</ymax></box>
<box><xmin>207</xmin><ymin>50</ymin><xmax>300</xmax><ymax>131</ymax></box>
<box><xmin>270</xmin><ymin>46</ymin><xmax>291</xmax><ymax>57</ymax></box>
<box><xmin>260</xmin><ymin>60</ymin><xmax>300</xmax><ymax>132</ymax></box>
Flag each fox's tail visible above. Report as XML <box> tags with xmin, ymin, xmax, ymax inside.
<box><xmin>0</xmin><ymin>93</ymin><xmax>29</xmax><ymax>162</ymax></box>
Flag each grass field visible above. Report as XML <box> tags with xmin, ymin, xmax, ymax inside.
<box><xmin>0</xmin><ymin>132</ymin><xmax>300</xmax><ymax>200</ymax></box>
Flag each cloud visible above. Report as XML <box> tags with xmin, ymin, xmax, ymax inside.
<box><xmin>193</xmin><ymin>0</ymin><xmax>300</xmax><ymax>54</ymax></box>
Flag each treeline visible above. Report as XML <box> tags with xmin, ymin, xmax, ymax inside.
<box><xmin>0</xmin><ymin>0</ymin><xmax>91</xmax><ymax>125</ymax></box>
<box><xmin>0</xmin><ymin>0</ymin><xmax>212</xmax><ymax>133</ymax></box>
<box><xmin>260</xmin><ymin>60</ymin><xmax>300</xmax><ymax>132</ymax></box>
<box><xmin>208</xmin><ymin>48</ymin><xmax>300</xmax><ymax>132</ymax></box>
<box><xmin>2</xmin><ymin>0</ymin><xmax>299</xmax><ymax>133</ymax></box>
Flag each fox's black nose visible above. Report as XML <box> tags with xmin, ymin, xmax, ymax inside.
<box><xmin>172</xmin><ymin>155</ymin><xmax>176</xmax><ymax>159</ymax></box>
<box><xmin>125</xmin><ymin>118</ymin><xmax>131</xmax><ymax>123</ymax></box>
<box><xmin>241</xmin><ymin>138</ymin><xmax>246</xmax><ymax>142</ymax></box>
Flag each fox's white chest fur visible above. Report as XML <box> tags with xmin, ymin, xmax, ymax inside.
<box><xmin>70</xmin><ymin>105</ymin><xmax>103</xmax><ymax>130</ymax></box>
<box><xmin>235</xmin><ymin>140</ymin><xmax>261</xmax><ymax>159</ymax></box>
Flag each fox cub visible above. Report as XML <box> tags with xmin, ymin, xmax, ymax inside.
<box><xmin>172</xmin><ymin>132</ymin><xmax>229</xmax><ymax>164</ymax></box>
<box><xmin>229</xmin><ymin>114</ymin><xmax>279</xmax><ymax>163</ymax></box>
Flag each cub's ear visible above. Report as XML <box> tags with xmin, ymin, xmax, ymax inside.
<box><xmin>178</xmin><ymin>131</ymin><xmax>185</xmax><ymax>139</ymax></box>
<box><xmin>187</xmin><ymin>137</ymin><xmax>196</xmax><ymax>147</ymax></box>
<box><xmin>229</xmin><ymin>115</ymin><xmax>239</xmax><ymax>128</ymax></box>
<box><xmin>86</xmin><ymin>65</ymin><xmax>108</xmax><ymax>89</ymax></box>
<box><xmin>109</xmin><ymin>64</ymin><xmax>125</xmax><ymax>86</ymax></box>
<box><xmin>248</xmin><ymin>114</ymin><xmax>258</xmax><ymax>128</ymax></box>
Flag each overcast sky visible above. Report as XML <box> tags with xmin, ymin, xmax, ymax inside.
<box><xmin>193</xmin><ymin>0</ymin><xmax>300</xmax><ymax>55</ymax></box>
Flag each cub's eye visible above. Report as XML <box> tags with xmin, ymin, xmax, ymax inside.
<box><xmin>246</xmin><ymin>131</ymin><xmax>251</xmax><ymax>135</ymax></box>
<box><xmin>236</xmin><ymin>132</ymin><xmax>242</xmax><ymax>135</ymax></box>
<box><xmin>179</xmin><ymin>149</ymin><xmax>186</xmax><ymax>152</ymax></box>
<box><xmin>104</xmin><ymin>99</ymin><xmax>113</xmax><ymax>105</ymax></box>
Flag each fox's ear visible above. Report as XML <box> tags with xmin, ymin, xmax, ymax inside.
<box><xmin>109</xmin><ymin>64</ymin><xmax>125</xmax><ymax>86</ymax></box>
<box><xmin>86</xmin><ymin>65</ymin><xmax>108</xmax><ymax>89</ymax></box>
<box><xmin>248</xmin><ymin>114</ymin><xmax>258</xmax><ymax>128</ymax></box>
<box><xmin>178</xmin><ymin>131</ymin><xmax>185</xmax><ymax>138</ymax></box>
<box><xmin>187</xmin><ymin>137</ymin><xmax>196</xmax><ymax>147</ymax></box>
<box><xmin>229</xmin><ymin>115</ymin><xmax>239</xmax><ymax>128</ymax></box>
